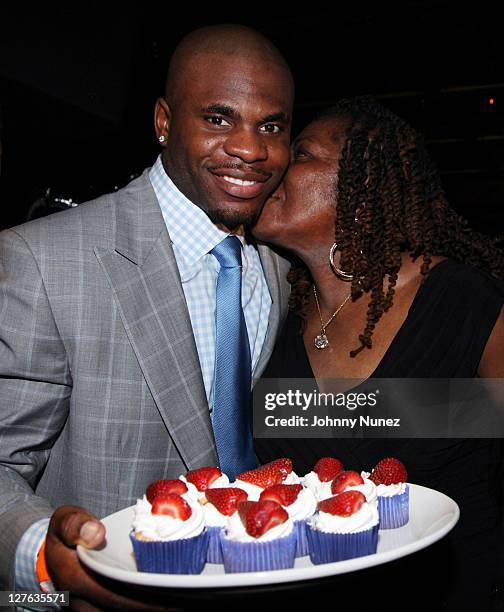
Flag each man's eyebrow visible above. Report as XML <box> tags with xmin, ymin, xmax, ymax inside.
<box><xmin>260</xmin><ymin>112</ymin><xmax>289</xmax><ymax>124</ymax></box>
<box><xmin>201</xmin><ymin>104</ymin><xmax>239</xmax><ymax>118</ymax></box>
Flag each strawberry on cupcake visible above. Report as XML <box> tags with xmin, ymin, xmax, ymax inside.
<box><xmin>132</xmin><ymin>476</ymin><xmax>201</xmax><ymax>539</ymax></box>
<box><xmin>145</xmin><ymin>478</ymin><xmax>198</xmax><ymax>503</ymax></box>
<box><xmin>233</xmin><ymin>458</ymin><xmax>298</xmax><ymax>501</ymax></box>
<box><xmin>331</xmin><ymin>470</ymin><xmax>378</xmax><ymax>506</ymax></box>
<box><xmin>269</xmin><ymin>457</ymin><xmax>302</xmax><ymax>484</ymax></box>
<box><xmin>365</xmin><ymin>457</ymin><xmax>409</xmax><ymax>528</ymax></box>
<box><xmin>302</xmin><ymin>457</ymin><xmax>345</xmax><ymax>501</ymax></box>
<box><xmin>180</xmin><ymin>466</ymin><xmax>230</xmax><ymax>501</ymax></box>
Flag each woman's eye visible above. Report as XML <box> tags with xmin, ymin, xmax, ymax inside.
<box><xmin>292</xmin><ymin>147</ymin><xmax>309</xmax><ymax>160</ymax></box>
<box><xmin>205</xmin><ymin>116</ymin><xmax>231</xmax><ymax>127</ymax></box>
<box><xmin>260</xmin><ymin>124</ymin><xmax>282</xmax><ymax>134</ymax></box>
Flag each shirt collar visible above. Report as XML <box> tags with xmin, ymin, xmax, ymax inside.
<box><xmin>149</xmin><ymin>154</ymin><xmax>243</xmax><ymax>267</ymax></box>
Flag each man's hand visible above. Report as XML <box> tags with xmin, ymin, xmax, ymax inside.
<box><xmin>45</xmin><ymin>506</ymin><xmax>180</xmax><ymax>611</ymax></box>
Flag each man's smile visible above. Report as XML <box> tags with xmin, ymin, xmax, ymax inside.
<box><xmin>221</xmin><ymin>176</ymin><xmax>257</xmax><ymax>186</ymax></box>
<box><xmin>208</xmin><ymin>168</ymin><xmax>270</xmax><ymax>199</ymax></box>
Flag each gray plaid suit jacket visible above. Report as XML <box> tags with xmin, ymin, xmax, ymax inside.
<box><xmin>0</xmin><ymin>168</ymin><xmax>291</xmax><ymax>587</ymax></box>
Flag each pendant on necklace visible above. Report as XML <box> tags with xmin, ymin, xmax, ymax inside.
<box><xmin>314</xmin><ymin>334</ymin><xmax>329</xmax><ymax>349</ymax></box>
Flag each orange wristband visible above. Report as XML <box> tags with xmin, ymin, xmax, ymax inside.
<box><xmin>35</xmin><ymin>537</ymin><xmax>51</xmax><ymax>585</ymax></box>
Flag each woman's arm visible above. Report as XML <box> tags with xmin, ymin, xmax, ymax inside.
<box><xmin>478</xmin><ymin>306</ymin><xmax>504</xmax><ymax>377</ymax></box>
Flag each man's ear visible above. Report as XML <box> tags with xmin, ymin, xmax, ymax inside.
<box><xmin>154</xmin><ymin>97</ymin><xmax>171</xmax><ymax>146</ymax></box>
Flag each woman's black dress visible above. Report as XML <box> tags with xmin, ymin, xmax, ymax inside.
<box><xmin>255</xmin><ymin>260</ymin><xmax>504</xmax><ymax>610</ymax></box>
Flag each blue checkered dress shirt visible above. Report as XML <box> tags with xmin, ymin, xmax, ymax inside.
<box><xmin>14</xmin><ymin>155</ymin><xmax>272</xmax><ymax>594</ymax></box>
<box><xmin>149</xmin><ymin>154</ymin><xmax>271</xmax><ymax>409</ymax></box>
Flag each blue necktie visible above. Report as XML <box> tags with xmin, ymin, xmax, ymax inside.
<box><xmin>211</xmin><ymin>235</ymin><xmax>257</xmax><ymax>480</ymax></box>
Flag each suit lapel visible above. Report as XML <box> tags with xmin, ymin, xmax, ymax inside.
<box><xmin>254</xmin><ymin>243</ymin><xmax>291</xmax><ymax>379</ymax></box>
<box><xmin>95</xmin><ymin>170</ymin><xmax>218</xmax><ymax>469</ymax></box>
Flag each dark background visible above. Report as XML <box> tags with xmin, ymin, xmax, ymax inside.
<box><xmin>0</xmin><ymin>2</ymin><xmax>503</xmax><ymax>234</ymax></box>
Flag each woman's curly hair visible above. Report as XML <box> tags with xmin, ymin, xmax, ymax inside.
<box><xmin>288</xmin><ymin>96</ymin><xmax>504</xmax><ymax>357</ymax></box>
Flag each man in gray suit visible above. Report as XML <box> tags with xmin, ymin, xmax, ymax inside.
<box><xmin>0</xmin><ymin>25</ymin><xmax>293</xmax><ymax>609</ymax></box>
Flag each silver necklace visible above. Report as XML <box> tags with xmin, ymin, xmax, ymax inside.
<box><xmin>312</xmin><ymin>285</ymin><xmax>351</xmax><ymax>349</ymax></box>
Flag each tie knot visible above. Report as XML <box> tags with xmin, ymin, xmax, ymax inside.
<box><xmin>211</xmin><ymin>235</ymin><xmax>243</xmax><ymax>268</ymax></box>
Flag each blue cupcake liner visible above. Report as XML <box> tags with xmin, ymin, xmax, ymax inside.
<box><xmin>130</xmin><ymin>530</ymin><xmax>209</xmax><ymax>574</ymax></box>
<box><xmin>294</xmin><ymin>518</ymin><xmax>310</xmax><ymax>557</ymax></box>
<box><xmin>377</xmin><ymin>484</ymin><xmax>409</xmax><ymax>529</ymax></box>
<box><xmin>306</xmin><ymin>523</ymin><xmax>379</xmax><ymax>564</ymax></box>
<box><xmin>220</xmin><ymin>528</ymin><xmax>297</xmax><ymax>573</ymax></box>
<box><xmin>206</xmin><ymin>525</ymin><xmax>224</xmax><ymax>564</ymax></box>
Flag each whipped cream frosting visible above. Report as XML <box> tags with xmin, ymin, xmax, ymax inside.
<box><xmin>361</xmin><ymin>471</ymin><xmax>406</xmax><ymax>497</ymax></box>
<box><xmin>208</xmin><ymin>474</ymin><xmax>230</xmax><ymax>489</ymax></box>
<box><xmin>232</xmin><ymin>479</ymin><xmax>263</xmax><ymax>501</ymax></box>
<box><xmin>284</xmin><ymin>487</ymin><xmax>317</xmax><ymax>521</ymax></box>
<box><xmin>132</xmin><ymin>495</ymin><xmax>205</xmax><ymax>541</ymax></box>
<box><xmin>310</xmin><ymin>500</ymin><xmax>379</xmax><ymax>534</ymax></box>
<box><xmin>200</xmin><ymin>500</ymin><xmax>230</xmax><ymax>527</ymax></box>
<box><xmin>224</xmin><ymin>511</ymin><xmax>294</xmax><ymax>543</ymax></box>
<box><xmin>302</xmin><ymin>471</ymin><xmax>333</xmax><ymax>501</ymax></box>
<box><xmin>283</xmin><ymin>471</ymin><xmax>301</xmax><ymax>485</ymax></box>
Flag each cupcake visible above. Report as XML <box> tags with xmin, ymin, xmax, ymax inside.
<box><xmin>306</xmin><ymin>491</ymin><xmax>379</xmax><ymax>564</ymax></box>
<box><xmin>302</xmin><ymin>457</ymin><xmax>344</xmax><ymax>501</ymax></box>
<box><xmin>233</xmin><ymin>458</ymin><xmax>296</xmax><ymax>501</ymax></box>
<box><xmin>260</xmin><ymin>484</ymin><xmax>317</xmax><ymax>557</ymax></box>
<box><xmin>130</xmin><ymin>492</ymin><xmax>209</xmax><ymax>574</ymax></box>
<box><xmin>220</xmin><ymin>500</ymin><xmax>297</xmax><ymax>572</ymax></box>
<box><xmin>201</xmin><ymin>487</ymin><xmax>248</xmax><ymax>563</ymax></box>
<box><xmin>181</xmin><ymin>466</ymin><xmax>229</xmax><ymax>501</ymax></box>
<box><xmin>367</xmin><ymin>457</ymin><xmax>409</xmax><ymax>529</ymax></box>
<box><xmin>330</xmin><ymin>470</ymin><xmax>378</xmax><ymax>506</ymax></box>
